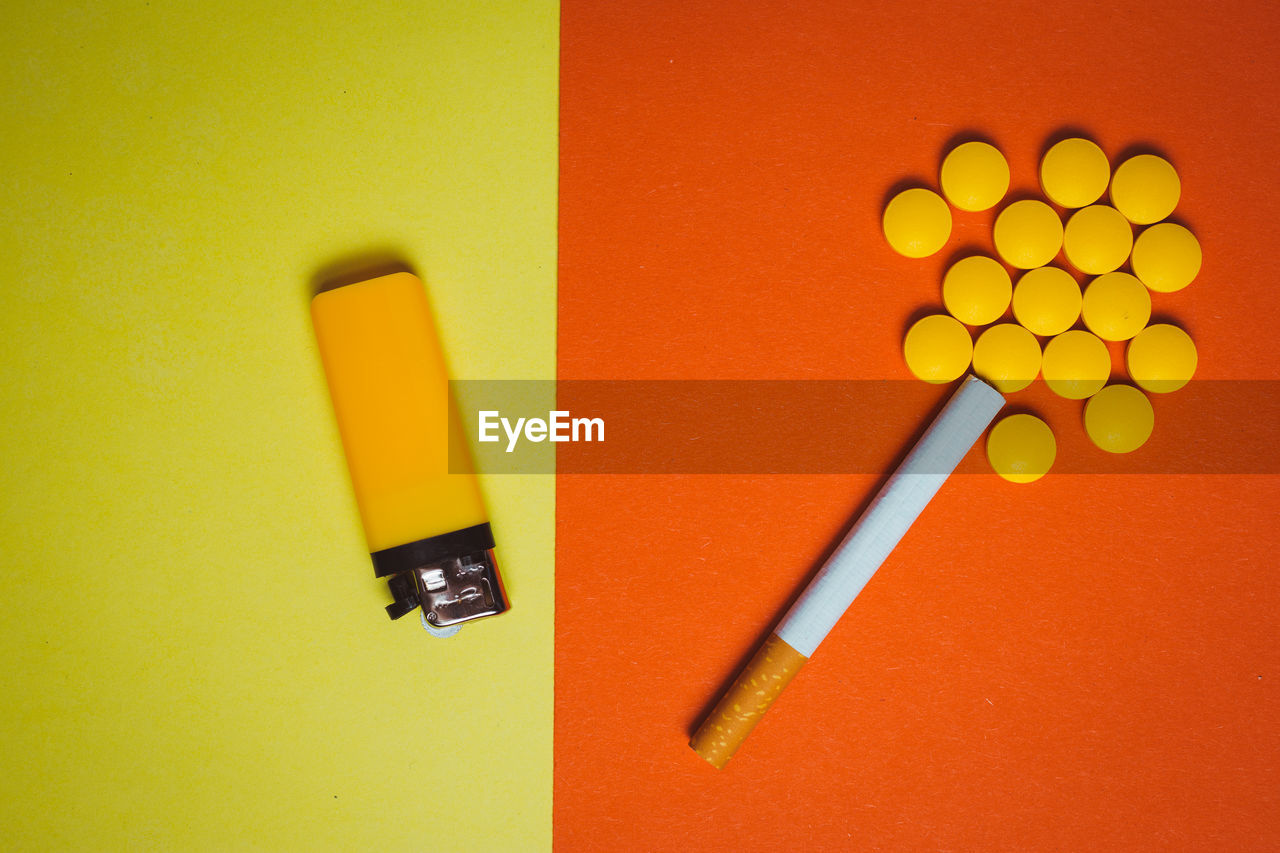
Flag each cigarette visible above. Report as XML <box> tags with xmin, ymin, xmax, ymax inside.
<box><xmin>690</xmin><ymin>375</ymin><xmax>1005</xmax><ymax>768</ymax></box>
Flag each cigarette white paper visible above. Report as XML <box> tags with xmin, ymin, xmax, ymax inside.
<box><xmin>775</xmin><ymin>376</ymin><xmax>1004</xmax><ymax>657</ymax></box>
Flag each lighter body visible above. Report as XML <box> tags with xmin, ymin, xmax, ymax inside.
<box><xmin>312</xmin><ymin>272</ymin><xmax>508</xmax><ymax>629</ymax></box>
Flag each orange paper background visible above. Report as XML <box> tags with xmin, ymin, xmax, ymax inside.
<box><xmin>556</xmin><ymin>1</ymin><xmax>1279</xmax><ymax>850</ymax></box>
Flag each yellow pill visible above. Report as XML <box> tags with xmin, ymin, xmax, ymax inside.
<box><xmin>883</xmin><ymin>188</ymin><xmax>952</xmax><ymax>258</ymax></box>
<box><xmin>1131</xmin><ymin>223</ymin><xmax>1202</xmax><ymax>293</ymax></box>
<box><xmin>903</xmin><ymin>314</ymin><xmax>972</xmax><ymax>383</ymax></box>
<box><xmin>1040</xmin><ymin>138</ymin><xmax>1111</xmax><ymax>208</ymax></box>
<box><xmin>1127</xmin><ymin>323</ymin><xmax>1197</xmax><ymax>393</ymax></box>
<box><xmin>1110</xmin><ymin>154</ymin><xmax>1180</xmax><ymax>225</ymax></box>
<box><xmin>1081</xmin><ymin>272</ymin><xmax>1151</xmax><ymax>341</ymax></box>
<box><xmin>972</xmin><ymin>323</ymin><xmax>1041</xmax><ymax>393</ymax></box>
<box><xmin>1062</xmin><ymin>204</ymin><xmax>1133</xmax><ymax>275</ymax></box>
<box><xmin>987</xmin><ymin>413</ymin><xmax>1056</xmax><ymax>483</ymax></box>
<box><xmin>942</xmin><ymin>255</ymin><xmax>1012</xmax><ymax>325</ymax></box>
<box><xmin>1042</xmin><ymin>329</ymin><xmax>1110</xmax><ymax>399</ymax></box>
<box><xmin>993</xmin><ymin>199</ymin><xmax>1063</xmax><ymax>269</ymax></box>
<box><xmin>940</xmin><ymin>141</ymin><xmax>1010</xmax><ymax>212</ymax></box>
<box><xmin>1011</xmin><ymin>266</ymin><xmax>1081</xmax><ymax>337</ymax></box>
<box><xmin>1084</xmin><ymin>384</ymin><xmax>1154</xmax><ymax>453</ymax></box>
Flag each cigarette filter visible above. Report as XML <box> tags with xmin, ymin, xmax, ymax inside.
<box><xmin>691</xmin><ymin>376</ymin><xmax>1004</xmax><ymax>767</ymax></box>
<box><xmin>312</xmin><ymin>272</ymin><xmax>508</xmax><ymax>630</ymax></box>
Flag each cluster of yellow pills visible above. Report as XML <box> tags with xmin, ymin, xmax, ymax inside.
<box><xmin>886</xmin><ymin>138</ymin><xmax>1201</xmax><ymax>482</ymax></box>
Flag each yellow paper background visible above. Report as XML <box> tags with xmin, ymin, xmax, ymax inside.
<box><xmin>0</xmin><ymin>2</ymin><xmax>556</xmax><ymax>849</ymax></box>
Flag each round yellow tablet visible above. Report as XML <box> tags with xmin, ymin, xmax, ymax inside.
<box><xmin>1084</xmin><ymin>384</ymin><xmax>1155</xmax><ymax>453</ymax></box>
<box><xmin>903</xmin><ymin>314</ymin><xmax>972</xmax><ymax>383</ymax></box>
<box><xmin>1127</xmin><ymin>323</ymin><xmax>1197</xmax><ymax>393</ymax></box>
<box><xmin>1041</xmin><ymin>329</ymin><xmax>1110</xmax><ymax>399</ymax></box>
<box><xmin>1011</xmin><ymin>266</ymin><xmax>1081</xmax><ymax>337</ymax></box>
<box><xmin>993</xmin><ymin>200</ymin><xmax>1063</xmax><ymax>269</ymax></box>
<box><xmin>883</xmin><ymin>188</ymin><xmax>952</xmax><ymax>258</ymax></box>
<box><xmin>972</xmin><ymin>323</ymin><xmax>1041</xmax><ymax>393</ymax></box>
<box><xmin>1081</xmin><ymin>272</ymin><xmax>1151</xmax><ymax>341</ymax></box>
<box><xmin>987</xmin><ymin>413</ymin><xmax>1056</xmax><ymax>483</ymax></box>
<box><xmin>1110</xmin><ymin>154</ymin><xmax>1180</xmax><ymax>225</ymax></box>
<box><xmin>1040</xmin><ymin>138</ymin><xmax>1111</xmax><ymax>208</ymax></box>
<box><xmin>940</xmin><ymin>141</ymin><xmax>1010</xmax><ymax>212</ymax></box>
<box><xmin>942</xmin><ymin>255</ymin><xmax>1012</xmax><ymax>325</ymax></box>
<box><xmin>1131</xmin><ymin>223</ymin><xmax>1202</xmax><ymax>293</ymax></box>
<box><xmin>1062</xmin><ymin>204</ymin><xmax>1133</xmax><ymax>275</ymax></box>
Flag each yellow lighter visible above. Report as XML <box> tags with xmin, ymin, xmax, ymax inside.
<box><xmin>312</xmin><ymin>271</ymin><xmax>508</xmax><ymax>633</ymax></box>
